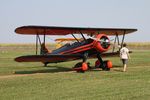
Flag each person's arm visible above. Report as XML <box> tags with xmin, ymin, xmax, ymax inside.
<box><xmin>128</xmin><ymin>53</ymin><xmax>131</xmax><ymax>59</ymax></box>
<box><xmin>127</xmin><ymin>49</ymin><xmax>131</xmax><ymax>59</ymax></box>
<box><xmin>120</xmin><ymin>50</ymin><xmax>122</xmax><ymax>59</ymax></box>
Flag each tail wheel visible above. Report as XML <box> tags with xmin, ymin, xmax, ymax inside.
<box><xmin>42</xmin><ymin>62</ymin><xmax>49</xmax><ymax>67</ymax></box>
<box><xmin>95</xmin><ymin>60</ymin><xmax>101</xmax><ymax>68</ymax></box>
<box><xmin>102</xmin><ymin>60</ymin><xmax>113</xmax><ymax>71</ymax></box>
<box><xmin>73</xmin><ymin>62</ymin><xmax>88</xmax><ymax>72</ymax></box>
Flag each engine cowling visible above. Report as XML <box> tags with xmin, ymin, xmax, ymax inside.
<box><xmin>93</xmin><ymin>34</ymin><xmax>110</xmax><ymax>52</ymax></box>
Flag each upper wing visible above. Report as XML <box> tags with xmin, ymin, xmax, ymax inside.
<box><xmin>15</xmin><ymin>25</ymin><xmax>137</xmax><ymax>36</ymax></box>
<box><xmin>15</xmin><ymin>54</ymin><xmax>83</xmax><ymax>63</ymax></box>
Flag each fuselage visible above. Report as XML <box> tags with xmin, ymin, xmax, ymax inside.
<box><xmin>51</xmin><ymin>38</ymin><xmax>97</xmax><ymax>56</ymax></box>
<box><xmin>50</xmin><ymin>34</ymin><xmax>111</xmax><ymax>57</ymax></box>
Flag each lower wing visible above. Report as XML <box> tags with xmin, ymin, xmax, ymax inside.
<box><xmin>15</xmin><ymin>54</ymin><xmax>83</xmax><ymax>63</ymax></box>
<box><xmin>15</xmin><ymin>52</ymin><xmax>120</xmax><ymax>63</ymax></box>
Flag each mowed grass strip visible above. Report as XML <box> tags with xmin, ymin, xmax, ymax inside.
<box><xmin>0</xmin><ymin>44</ymin><xmax>150</xmax><ymax>100</ymax></box>
<box><xmin>0</xmin><ymin>66</ymin><xmax>150</xmax><ymax>100</ymax></box>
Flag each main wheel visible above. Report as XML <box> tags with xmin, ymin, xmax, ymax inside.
<box><xmin>73</xmin><ymin>62</ymin><xmax>88</xmax><ymax>72</ymax></box>
<box><xmin>102</xmin><ymin>60</ymin><xmax>112</xmax><ymax>71</ymax></box>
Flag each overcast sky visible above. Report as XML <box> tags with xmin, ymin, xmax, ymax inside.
<box><xmin>0</xmin><ymin>0</ymin><xmax>150</xmax><ymax>43</ymax></box>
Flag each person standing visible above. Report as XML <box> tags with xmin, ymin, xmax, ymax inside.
<box><xmin>120</xmin><ymin>43</ymin><xmax>130</xmax><ymax>72</ymax></box>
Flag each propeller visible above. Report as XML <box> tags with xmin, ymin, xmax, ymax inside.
<box><xmin>99</xmin><ymin>36</ymin><xmax>110</xmax><ymax>49</ymax></box>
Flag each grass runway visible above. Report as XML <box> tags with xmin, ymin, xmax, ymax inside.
<box><xmin>0</xmin><ymin>44</ymin><xmax>150</xmax><ymax>100</ymax></box>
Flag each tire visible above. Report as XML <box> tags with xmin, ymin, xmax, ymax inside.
<box><xmin>102</xmin><ymin>60</ymin><xmax>112</xmax><ymax>71</ymax></box>
<box><xmin>95</xmin><ymin>60</ymin><xmax>101</xmax><ymax>68</ymax></box>
<box><xmin>73</xmin><ymin>62</ymin><xmax>88</xmax><ymax>72</ymax></box>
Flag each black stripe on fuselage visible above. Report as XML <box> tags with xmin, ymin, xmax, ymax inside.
<box><xmin>51</xmin><ymin>39</ymin><xmax>94</xmax><ymax>54</ymax></box>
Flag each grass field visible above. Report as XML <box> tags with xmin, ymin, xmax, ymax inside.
<box><xmin>0</xmin><ymin>44</ymin><xmax>150</xmax><ymax>100</ymax></box>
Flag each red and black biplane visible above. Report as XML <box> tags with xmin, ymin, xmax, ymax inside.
<box><xmin>15</xmin><ymin>26</ymin><xmax>137</xmax><ymax>72</ymax></box>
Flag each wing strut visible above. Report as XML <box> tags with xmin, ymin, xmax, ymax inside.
<box><xmin>43</xmin><ymin>29</ymin><xmax>46</xmax><ymax>44</ymax></box>
<box><xmin>35</xmin><ymin>34</ymin><xmax>45</xmax><ymax>55</ymax></box>
<box><xmin>71</xmin><ymin>34</ymin><xmax>80</xmax><ymax>43</ymax></box>
<box><xmin>112</xmin><ymin>33</ymin><xmax>120</xmax><ymax>52</ymax></box>
<box><xmin>112</xmin><ymin>30</ymin><xmax>127</xmax><ymax>52</ymax></box>
<box><xmin>80</xmin><ymin>32</ymin><xmax>86</xmax><ymax>41</ymax></box>
<box><xmin>36</xmin><ymin>34</ymin><xmax>38</xmax><ymax>55</ymax></box>
<box><xmin>112</xmin><ymin>35</ymin><xmax>117</xmax><ymax>52</ymax></box>
<box><xmin>121</xmin><ymin>30</ymin><xmax>126</xmax><ymax>48</ymax></box>
<box><xmin>116</xmin><ymin>34</ymin><xmax>120</xmax><ymax>45</ymax></box>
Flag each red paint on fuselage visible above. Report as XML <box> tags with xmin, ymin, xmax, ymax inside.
<box><xmin>50</xmin><ymin>34</ymin><xmax>110</xmax><ymax>56</ymax></box>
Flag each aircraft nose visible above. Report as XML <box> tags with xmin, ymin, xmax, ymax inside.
<box><xmin>93</xmin><ymin>34</ymin><xmax>110</xmax><ymax>52</ymax></box>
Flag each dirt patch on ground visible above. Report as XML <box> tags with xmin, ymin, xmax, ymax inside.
<box><xmin>0</xmin><ymin>73</ymin><xmax>44</xmax><ymax>79</ymax></box>
<box><xmin>0</xmin><ymin>71</ymin><xmax>75</xmax><ymax>79</ymax></box>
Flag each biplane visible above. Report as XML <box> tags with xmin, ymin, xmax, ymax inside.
<box><xmin>15</xmin><ymin>26</ymin><xmax>137</xmax><ymax>72</ymax></box>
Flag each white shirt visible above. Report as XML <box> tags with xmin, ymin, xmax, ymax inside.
<box><xmin>120</xmin><ymin>47</ymin><xmax>129</xmax><ymax>59</ymax></box>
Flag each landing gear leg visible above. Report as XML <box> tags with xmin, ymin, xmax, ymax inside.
<box><xmin>83</xmin><ymin>52</ymin><xmax>88</xmax><ymax>63</ymax></box>
<box><xmin>44</xmin><ymin>62</ymin><xmax>49</xmax><ymax>67</ymax></box>
<box><xmin>73</xmin><ymin>53</ymin><xmax>89</xmax><ymax>73</ymax></box>
<box><xmin>97</xmin><ymin>53</ymin><xmax>111</xmax><ymax>71</ymax></box>
<box><xmin>97</xmin><ymin>53</ymin><xmax>105</xmax><ymax>69</ymax></box>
